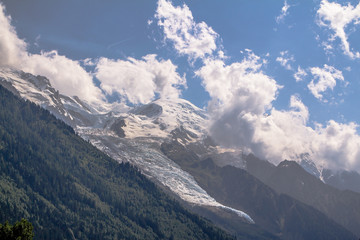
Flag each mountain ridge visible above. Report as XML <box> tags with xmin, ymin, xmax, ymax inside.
<box><xmin>1</xmin><ymin>68</ymin><xmax>360</xmax><ymax>239</ymax></box>
<box><xmin>0</xmin><ymin>84</ymin><xmax>240</xmax><ymax>240</ymax></box>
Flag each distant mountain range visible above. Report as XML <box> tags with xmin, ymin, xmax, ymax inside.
<box><xmin>1</xmin><ymin>68</ymin><xmax>359</xmax><ymax>239</ymax></box>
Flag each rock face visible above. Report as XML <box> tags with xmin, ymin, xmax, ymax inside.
<box><xmin>323</xmin><ymin>169</ymin><xmax>360</xmax><ymax>193</ymax></box>
<box><xmin>0</xmin><ymin>68</ymin><xmax>254</xmax><ymax>227</ymax></box>
<box><xmin>131</xmin><ymin>103</ymin><xmax>163</xmax><ymax>118</ymax></box>
<box><xmin>110</xmin><ymin>118</ymin><xmax>126</xmax><ymax>138</ymax></box>
<box><xmin>0</xmin><ymin>85</ymin><xmax>237</xmax><ymax>240</ymax></box>
<box><xmin>1</xmin><ymin>68</ymin><xmax>360</xmax><ymax>239</ymax></box>
<box><xmin>160</xmin><ymin>140</ymin><xmax>357</xmax><ymax>240</ymax></box>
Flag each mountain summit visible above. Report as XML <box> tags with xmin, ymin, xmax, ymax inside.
<box><xmin>1</xmin><ymin>68</ymin><xmax>360</xmax><ymax>239</ymax></box>
<box><xmin>0</xmin><ymin>68</ymin><xmax>253</xmax><ymax>224</ymax></box>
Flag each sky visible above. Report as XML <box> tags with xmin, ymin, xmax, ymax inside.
<box><xmin>2</xmin><ymin>0</ymin><xmax>360</xmax><ymax>172</ymax></box>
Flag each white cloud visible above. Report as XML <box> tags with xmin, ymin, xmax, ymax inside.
<box><xmin>294</xmin><ymin>66</ymin><xmax>307</xmax><ymax>82</ymax></box>
<box><xmin>197</xmin><ymin>51</ymin><xmax>280</xmax><ymax>116</ymax></box>
<box><xmin>196</xmin><ymin>50</ymin><xmax>360</xmax><ymax>172</ymax></box>
<box><xmin>196</xmin><ymin>51</ymin><xmax>281</xmax><ymax>148</ymax></box>
<box><xmin>250</xmin><ymin>98</ymin><xmax>360</xmax><ymax>172</ymax></box>
<box><xmin>156</xmin><ymin>0</ymin><xmax>360</xmax><ymax>172</ymax></box>
<box><xmin>312</xmin><ymin>120</ymin><xmax>360</xmax><ymax>171</ymax></box>
<box><xmin>317</xmin><ymin>0</ymin><xmax>360</xmax><ymax>58</ymax></box>
<box><xmin>276</xmin><ymin>0</ymin><xmax>291</xmax><ymax>23</ymax></box>
<box><xmin>0</xmin><ymin>4</ymin><xmax>104</xmax><ymax>104</ymax></box>
<box><xmin>155</xmin><ymin>0</ymin><xmax>219</xmax><ymax>60</ymax></box>
<box><xmin>21</xmin><ymin>51</ymin><xmax>104</xmax><ymax>104</ymax></box>
<box><xmin>0</xmin><ymin>3</ymin><xmax>187</xmax><ymax>106</ymax></box>
<box><xmin>276</xmin><ymin>50</ymin><xmax>295</xmax><ymax>70</ymax></box>
<box><xmin>308</xmin><ymin>64</ymin><xmax>344</xmax><ymax>101</ymax></box>
<box><xmin>95</xmin><ymin>54</ymin><xmax>186</xmax><ymax>105</ymax></box>
<box><xmin>0</xmin><ymin>3</ymin><xmax>27</xmax><ymax>67</ymax></box>
<box><xmin>2</xmin><ymin>0</ymin><xmax>360</xmax><ymax>173</ymax></box>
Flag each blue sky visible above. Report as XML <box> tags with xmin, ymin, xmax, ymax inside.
<box><xmin>3</xmin><ymin>0</ymin><xmax>360</xmax><ymax>123</ymax></box>
<box><xmin>2</xmin><ymin>0</ymin><xmax>360</xmax><ymax>171</ymax></box>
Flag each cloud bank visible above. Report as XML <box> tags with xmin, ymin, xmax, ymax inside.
<box><xmin>2</xmin><ymin>0</ymin><xmax>360</xmax><ymax>173</ymax></box>
<box><xmin>0</xmin><ymin>3</ymin><xmax>185</xmax><ymax>106</ymax></box>
<box><xmin>317</xmin><ymin>0</ymin><xmax>360</xmax><ymax>58</ymax></box>
<box><xmin>160</xmin><ymin>0</ymin><xmax>360</xmax><ymax>172</ymax></box>
<box><xmin>200</xmin><ymin>56</ymin><xmax>358</xmax><ymax>171</ymax></box>
<box><xmin>22</xmin><ymin>51</ymin><xmax>104</xmax><ymax>104</ymax></box>
<box><xmin>0</xmin><ymin>3</ymin><xmax>103</xmax><ymax>104</ymax></box>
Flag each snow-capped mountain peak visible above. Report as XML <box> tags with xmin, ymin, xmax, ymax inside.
<box><xmin>121</xmin><ymin>98</ymin><xmax>208</xmax><ymax>139</ymax></box>
<box><xmin>0</xmin><ymin>68</ymin><xmax>253</xmax><ymax>224</ymax></box>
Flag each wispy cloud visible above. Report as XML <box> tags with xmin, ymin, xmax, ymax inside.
<box><xmin>276</xmin><ymin>50</ymin><xmax>295</xmax><ymax>70</ymax></box>
<box><xmin>107</xmin><ymin>37</ymin><xmax>134</xmax><ymax>50</ymax></box>
<box><xmin>294</xmin><ymin>66</ymin><xmax>307</xmax><ymax>82</ymax></box>
<box><xmin>317</xmin><ymin>0</ymin><xmax>360</xmax><ymax>58</ymax></box>
<box><xmin>276</xmin><ymin>0</ymin><xmax>291</xmax><ymax>24</ymax></box>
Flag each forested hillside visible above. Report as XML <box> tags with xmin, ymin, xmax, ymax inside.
<box><xmin>0</xmin><ymin>85</ymin><xmax>235</xmax><ymax>240</ymax></box>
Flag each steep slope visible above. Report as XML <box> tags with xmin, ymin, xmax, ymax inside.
<box><xmin>323</xmin><ymin>169</ymin><xmax>360</xmax><ymax>193</ymax></box>
<box><xmin>235</xmin><ymin>153</ymin><xmax>360</xmax><ymax>237</ymax></box>
<box><xmin>0</xmin><ymin>68</ymin><xmax>254</xmax><ymax>225</ymax></box>
<box><xmin>161</xmin><ymin>140</ymin><xmax>357</xmax><ymax>240</ymax></box>
<box><xmin>2</xmin><ymin>68</ymin><xmax>359</xmax><ymax>239</ymax></box>
<box><xmin>264</xmin><ymin>160</ymin><xmax>360</xmax><ymax>236</ymax></box>
<box><xmin>0</xmin><ymin>85</ymin><xmax>236</xmax><ymax>240</ymax></box>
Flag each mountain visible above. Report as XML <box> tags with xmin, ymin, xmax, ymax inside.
<box><xmin>263</xmin><ymin>160</ymin><xmax>360</xmax><ymax>236</ymax></box>
<box><xmin>160</xmin><ymin>140</ymin><xmax>357</xmax><ymax>240</ymax></box>
<box><xmin>0</xmin><ymin>84</ymin><xmax>237</xmax><ymax>240</ymax></box>
<box><xmin>203</xmin><ymin>148</ymin><xmax>360</xmax><ymax>237</ymax></box>
<box><xmin>1</xmin><ymin>68</ymin><xmax>359</xmax><ymax>239</ymax></box>
<box><xmin>323</xmin><ymin>169</ymin><xmax>360</xmax><ymax>193</ymax></box>
<box><xmin>296</xmin><ymin>153</ymin><xmax>360</xmax><ymax>194</ymax></box>
<box><xmin>0</xmin><ymin>68</ymin><xmax>254</xmax><ymax>225</ymax></box>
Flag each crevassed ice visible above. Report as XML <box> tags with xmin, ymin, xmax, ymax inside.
<box><xmin>82</xmin><ymin>131</ymin><xmax>254</xmax><ymax>224</ymax></box>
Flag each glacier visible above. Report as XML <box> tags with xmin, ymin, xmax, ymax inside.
<box><xmin>0</xmin><ymin>67</ymin><xmax>254</xmax><ymax>224</ymax></box>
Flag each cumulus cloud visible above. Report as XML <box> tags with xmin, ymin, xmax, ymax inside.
<box><xmin>196</xmin><ymin>50</ymin><xmax>360</xmax><ymax>172</ymax></box>
<box><xmin>294</xmin><ymin>66</ymin><xmax>307</xmax><ymax>82</ymax></box>
<box><xmin>155</xmin><ymin>0</ymin><xmax>219</xmax><ymax>60</ymax></box>
<box><xmin>21</xmin><ymin>51</ymin><xmax>104</xmax><ymax>103</ymax></box>
<box><xmin>317</xmin><ymin>0</ymin><xmax>360</xmax><ymax>58</ymax></box>
<box><xmin>197</xmin><ymin>51</ymin><xmax>280</xmax><ymax>115</ymax></box>
<box><xmin>196</xmin><ymin>51</ymin><xmax>281</xmax><ymax>147</ymax></box>
<box><xmin>276</xmin><ymin>50</ymin><xmax>295</xmax><ymax>70</ymax></box>
<box><xmin>95</xmin><ymin>54</ymin><xmax>186</xmax><ymax>104</ymax></box>
<box><xmin>250</xmin><ymin>98</ymin><xmax>360</xmax><ymax>171</ymax></box>
<box><xmin>0</xmin><ymin>4</ymin><xmax>103</xmax><ymax>104</ymax></box>
<box><xmin>307</xmin><ymin>64</ymin><xmax>344</xmax><ymax>101</ymax></box>
<box><xmin>276</xmin><ymin>0</ymin><xmax>291</xmax><ymax>23</ymax></box>
<box><xmin>155</xmin><ymin>0</ymin><xmax>360</xmax><ymax>172</ymax></box>
<box><xmin>0</xmin><ymin>2</ymin><xmax>188</xmax><ymax>106</ymax></box>
<box><xmin>0</xmin><ymin>3</ymin><xmax>27</xmax><ymax>67</ymax></box>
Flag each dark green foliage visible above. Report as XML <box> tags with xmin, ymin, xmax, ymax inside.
<box><xmin>0</xmin><ymin>85</ymin><xmax>234</xmax><ymax>240</ymax></box>
<box><xmin>0</xmin><ymin>218</ymin><xmax>34</xmax><ymax>240</ymax></box>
